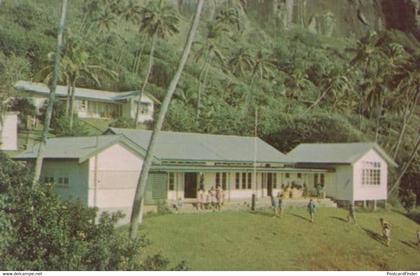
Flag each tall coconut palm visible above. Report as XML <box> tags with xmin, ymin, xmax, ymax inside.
<box><xmin>194</xmin><ymin>23</ymin><xmax>228</xmax><ymax>120</ymax></box>
<box><xmin>133</xmin><ymin>0</ymin><xmax>180</xmax><ymax>127</ymax></box>
<box><xmin>33</xmin><ymin>0</ymin><xmax>69</xmax><ymax>185</ymax></box>
<box><xmin>39</xmin><ymin>37</ymin><xmax>117</xmax><ymax>130</ymax></box>
<box><xmin>305</xmin><ymin>67</ymin><xmax>353</xmax><ymax>113</ymax></box>
<box><xmin>129</xmin><ymin>0</ymin><xmax>204</xmax><ymax>239</ymax></box>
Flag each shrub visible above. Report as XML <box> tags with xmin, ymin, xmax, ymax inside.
<box><xmin>400</xmin><ymin>189</ymin><xmax>417</xmax><ymax>213</ymax></box>
<box><xmin>0</xmin><ymin>153</ymin><xmax>182</xmax><ymax>271</ymax></box>
<box><xmin>109</xmin><ymin>117</ymin><xmax>136</xmax><ymax>129</ymax></box>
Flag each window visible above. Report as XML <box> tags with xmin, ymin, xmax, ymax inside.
<box><xmin>242</xmin><ymin>173</ymin><xmax>247</xmax><ymax>189</ymax></box>
<box><xmin>247</xmin><ymin>173</ymin><xmax>252</xmax><ymax>189</ymax></box>
<box><xmin>361</xmin><ymin>162</ymin><xmax>381</xmax><ymax>185</ymax></box>
<box><xmin>80</xmin><ymin>100</ymin><xmax>88</xmax><ymax>112</ymax></box>
<box><xmin>297</xmin><ymin>173</ymin><xmax>302</xmax><ymax>179</ymax></box>
<box><xmin>320</xmin><ymin>174</ymin><xmax>325</xmax><ymax>185</ymax></box>
<box><xmin>168</xmin><ymin>172</ymin><xmax>175</xmax><ymax>191</ymax></box>
<box><xmin>57</xmin><ymin>176</ymin><xmax>69</xmax><ymax>186</ymax></box>
<box><xmin>140</xmin><ymin>102</ymin><xmax>150</xmax><ymax>114</ymax></box>
<box><xmin>285</xmin><ymin>173</ymin><xmax>290</xmax><ymax>178</ymax></box>
<box><xmin>272</xmin><ymin>173</ymin><xmax>277</xmax><ymax>189</ymax></box>
<box><xmin>216</xmin><ymin>172</ymin><xmax>227</xmax><ymax>189</ymax></box>
<box><xmin>235</xmin><ymin>173</ymin><xmax>240</xmax><ymax>189</ymax></box>
<box><xmin>222</xmin><ymin>172</ymin><xmax>227</xmax><ymax>190</ymax></box>
<box><xmin>44</xmin><ymin>176</ymin><xmax>54</xmax><ymax>184</ymax></box>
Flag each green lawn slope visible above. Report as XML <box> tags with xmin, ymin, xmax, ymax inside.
<box><xmin>136</xmin><ymin>208</ymin><xmax>420</xmax><ymax>271</ymax></box>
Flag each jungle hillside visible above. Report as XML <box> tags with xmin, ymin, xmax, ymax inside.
<box><xmin>0</xmin><ymin>0</ymin><xmax>419</xmax><ymax>202</ymax></box>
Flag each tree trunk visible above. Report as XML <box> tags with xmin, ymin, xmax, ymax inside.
<box><xmin>393</xmin><ymin>90</ymin><xmax>419</xmax><ymax>159</ymax></box>
<box><xmin>304</xmin><ymin>86</ymin><xmax>330</xmax><ymax>114</ymax></box>
<box><xmin>196</xmin><ymin>59</ymin><xmax>210</xmax><ymax>121</ymax></box>
<box><xmin>65</xmin><ymin>80</ymin><xmax>71</xmax><ymax>116</ymax></box>
<box><xmin>129</xmin><ymin>0</ymin><xmax>204</xmax><ymax>240</ymax></box>
<box><xmin>389</xmin><ymin>131</ymin><xmax>420</xmax><ymax>196</ymax></box>
<box><xmin>33</xmin><ymin>0</ymin><xmax>69</xmax><ymax>185</ymax></box>
<box><xmin>134</xmin><ymin>34</ymin><xmax>157</xmax><ymax>128</ymax></box>
<box><xmin>69</xmin><ymin>79</ymin><xmax>76</xmax><ymax>130</ymax></box>
<box><xmin>374</xmin><ymin>97</ymin><xmax>384</xmax><ymax>142</ymax></box>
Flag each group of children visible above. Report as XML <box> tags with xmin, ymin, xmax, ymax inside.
<box><xmin>196</xmin><ymin>185</ymin><xmax>224</xmax><ymax>211</ymax></box>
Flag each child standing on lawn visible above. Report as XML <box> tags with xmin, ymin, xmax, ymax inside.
<box><xmin>278</xmin><ymin>192</ymin><xmax>283</xmax><ymax>218</ymax></box>
<box><xmin>346</xmin><ymin>201</ymin><xmax>356</xmax><ymax>224</ymax></box>
<box><xmin>307</xmin><ymin>199</ymin><xmax>316</xmax><ymax>223</ymax></box>
<box><xmin>271</xmin><ymin>193</ymin><xmax>279</xmax><ymax>217</ymax></box>
<box><xmin>383</xmin><ymin>224</ymin><xmax>391</xmax><ymax>247</ymax></box>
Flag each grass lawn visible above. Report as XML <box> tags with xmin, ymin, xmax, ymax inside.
<box><xmin>133</xmin><ymin>207</ymin><xmax>420</xmax><ymax>271</ymax></box>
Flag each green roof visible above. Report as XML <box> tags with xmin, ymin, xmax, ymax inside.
<box><xmin>107</xmin><ymin>128</ymin><xmax>287</xmax><ymax>164</ymax></box>
<box><xmin>14</xmin><ymin>134</ymin><xmax>148</xmax><ymax>163</ymax></box>
<box><xmin>287</xmin><ymin>142</ymin><xmax>398</xmax><ymax>167</ymax></box>
<box><xmin>14</xmin><ymin>80</ymin><xmax>157</xmax><ymax>104</ymax></box>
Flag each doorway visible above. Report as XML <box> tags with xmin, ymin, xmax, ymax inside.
<box><xmin>184</xmin><ymin>172</ymin><xmax>198</xmax><ymax>198</ymax></box>
<box><xmin>267</xmin><ymin>173</ymin><xmax>273</xmax><ymax>197</ymax></box>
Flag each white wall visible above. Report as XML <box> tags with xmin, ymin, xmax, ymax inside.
<box><xmin>0</xmin><ymin>113</ymin><xmax>18</xmax><ymax>151</ymax></box>
<box><xmin>352</xmin><ymin>149</ymin><xmax>388</xmax><ymax>201</ymax></box>
<box><xmin>40</xmin><ymin>159</ymin><xmax>90</xmax><ymax>204</ymax></box>
<box><xmin>88</xmin><ymin>143</ymin><xmax>143</xmax><ymax>212</ymax></box>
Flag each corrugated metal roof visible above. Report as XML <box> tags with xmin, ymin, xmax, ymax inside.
<box><xmin>14</xmin><ymin>134</ymin><xmax>150</xmax><ymax>163</ymax></box>
<box><xmin>14</xmin><ymin>81</ymin><xmax>153</xmax><ymax>104</ymax></box>
<box><xmin>287</xmin><ymin>142</ymin><xmax>398</xmax><ymax>167</ymax></box>
<box><xmin>108</xmin><ymin>128</ymin><xmax>288</xmax><ymax>164</ymax></box>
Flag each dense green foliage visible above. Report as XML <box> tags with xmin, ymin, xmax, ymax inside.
<box><xmin>0</xmin><ymin>152</ymin><xmax>185</xmax><ymax>270</ymax></box>
<box><xmin>0</xmin><ymin>0</ymin><xmax>418</xmax><ymax>200</ymax></box>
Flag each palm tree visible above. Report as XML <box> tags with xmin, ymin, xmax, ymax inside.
<box><xmin>250</xmin><ymin>49</ymin><xmax>276</xmax><ymax>83</ymax></box>
<box><xmin>33</xmin><ymin>0</ymin><xmax>69</xmax><ymax>185</ymax></box>
<box><xmin>228</xmin><ymin>47</ymin><xmax>254</xmax><ymax>77</ymax></box>
<box><xmin>305</xmin><ymin>67</ymin><xmax>353</xmax><ymax>113</ymax></box>
<box><xmin>39</xmin><ymin>36</ymin><xmax>117</xmax><ymax>130</ymax></box>
<box><xmin>129</xmin><ymin>0</ymin><xmax>204</xmax><ymax>239</ymax></box>
<box><xmin>194</xmin><ymin>23</ymin><xmax>228</xmax><ymax>120</ymax></box>
<box><xmin>133</xmin><ymin>0</ymin><xmax>180</xmax><ymax>127</ymax></box>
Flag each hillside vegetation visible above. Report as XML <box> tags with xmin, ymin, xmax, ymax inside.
<box><xmin>0</xmin><ymin>0</ymin><xmax>418</xmax><ymax>200</ymax></box>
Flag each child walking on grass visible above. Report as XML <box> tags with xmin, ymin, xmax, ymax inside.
<box><xmin>307</xmin><ymin>199</ymin><xmax>316</xmax><ymax>223</ymax></box>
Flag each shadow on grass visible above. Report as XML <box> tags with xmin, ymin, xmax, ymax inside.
<box><xmin>400</xmin><ymin>240</ymin><xmax>418</xmax><ymax>250</ymax></box>
<box><xmin>290</xmin><ymin>213</ymin><xmax>312</xmax><ymax>223</ymax></box>
<box><xmin>362</xmin><ymin>227</ymin><xmax>385</xmax><ymax>245</ymax></box>
<box><xmin>248</xmin><ymin>210</ymin><xmax>275</xmax><ymax>218</ymax></box>
<box><xmin>391</xmin><ymin>209</ymin><xmax>420</xmax><ymax>224</ymax></box>
<box><xmin>330</xmin><ymin>216</ymin><xmax>348</xmax><ymax>223</ymax></box>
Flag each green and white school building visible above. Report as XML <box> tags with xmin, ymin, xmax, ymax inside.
<box><xmin>15</xmin><ymin>128</ymin><xmax>397</xmax><ymax>218</ymax></box>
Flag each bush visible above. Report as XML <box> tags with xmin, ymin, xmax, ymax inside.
<box><xmin>0</xmin><ymin>153</ymin><xmax>182</xmax><ymax>271</ymax></box>
<box><xmin>401</xmin><ymin>189</ymin><xmax>417</xmax><ymax>213</ymax></box>
<box><xmin>109</xmin><ymin>117</ymin><xmax>136</xmax><ymax>129</ymax></box>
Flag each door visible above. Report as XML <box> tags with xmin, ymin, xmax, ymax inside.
<box><xmin>267</xmin><ymin>173</ymin><xmax>273</xmax><ymax>196</ymax></box>
<box><xmin>184</xmin><ymin>172</ymin><xmax>198</xmax><ymax>198</ymax></box>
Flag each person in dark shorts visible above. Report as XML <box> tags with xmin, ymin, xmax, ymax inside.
<box><xmin>346</xmin><ymin>201</ymin><xmax>356</xmax><ymax>224</ymax></box>
<box><xmin>307</xmin><ymin>199</ymin><xmax>316</xmax><ymax>223</ymax></box>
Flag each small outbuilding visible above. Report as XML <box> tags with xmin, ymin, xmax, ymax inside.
<box><xmin>0</xmin><ymin>112</ymin><xmax>18</xmax><ymax>151</ymax></box>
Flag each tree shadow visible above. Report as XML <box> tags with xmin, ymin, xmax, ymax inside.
<box><xmin>391</xmin><ymin>209</ymin><xmax>420</xmax><ymax>224</ymax></box>
<box><xmin>400</xmin><ymin>240</ymin><xmax>418</xmax><ymax>250</ymax></box>
<box><xmin>330</xmin><ymin>216</ymin><xmax>347</xmax><ymax>223</ymax></box>
<box><xmin>290</xmin><ymin>213</ymin><xmax>312</xmax><ymax>223</ymax></box>
<box><xmin>362</xmin><ymin>227</ymin><xmax>385</xmax><ymax>245</ymax></box>
<box><xmin>248</xmin><ymin>210</ymin><xmax>275</xmax><ymax>218</ymax></box>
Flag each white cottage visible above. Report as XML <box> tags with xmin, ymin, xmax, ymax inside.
<box><xmin>14</xmin><ymin>81</ymin><xmax>156</xmax><ymax>123</ymax></box>
<box><xmin>287</xmin><ymin>143</ymin><xmax>398</xmax><ymax>206</ymax></box>
<box><xmin>0</xmin><ymin>112</ymin><xmax>18</xmax><ymax>151</ymax></box>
